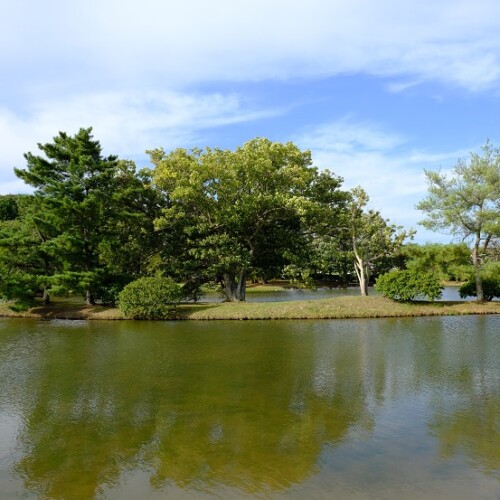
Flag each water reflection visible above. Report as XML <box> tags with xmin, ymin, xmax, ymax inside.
<box><xmin>203</xmin><ymin>285</ymin><xmax>477</xmax><ymax>302</ymax></box>
<box><xmin>0</xmin><ymin>317</ymin><xmax>498</xmax><ymax>498</ymax></box>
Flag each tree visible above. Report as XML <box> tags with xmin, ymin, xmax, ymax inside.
<box><xmin>417</xmin><ymin>141</ymin><xmax>500</xmax><ymax>301</ymax></box>
<box><xmin>303</xmin><ymin>234</ymin><xmax>354</xmax><ymax>287</ymax></box>
<box><xmin>346</xmin><ymin>187</ymin><xmax>412</xmax><ymax>296</ymax></box>
<box><xmin>13</xmin><ymin>128</ymin><xmax>160</xmax><ymax>305</ymax></box>
<box><xmin>150</xmin><ymin>138</ymin><xmax>347</xmax><ymax>301</ymax></box>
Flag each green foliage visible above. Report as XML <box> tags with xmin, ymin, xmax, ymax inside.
<box><xmin>417</xmin><ymin>140</ymin><xmax>500</xmax><ymax>301</ymax></box>
<box><xmin>48</xmin><ymin>270</ymin><xmax>129</xmax><ymax>306</ymax></box>
<box><xmin>181</xmin><ymin>276</ymin><xmax>206</xmax><ymax>302</ymax></box>
<box><xmin>459</xmin><ymin>262</ymin><xmax>500</xmax><ymax>301</ymax></box>
<box><xmin>345</xmin><ymin>187</ymin><xmax>414</xmax><ymax>296</ymax></box>
<box><xmin>150</xmin><ymin>138</ymin><xmax>347</xmax><ymax>301</ymax></box>
<box><xmin>282</xmin><ymin>264</ymin><xmax>315</xmax><ymax>288</ymax></box>
<box><xmin>402</xmin><ymin>243</ymin><xmax>472</xmax><ymax>282</ymax></box>
<box><xmin>0</xmin><ymin>271</ymin><xmax>38</xmax><ymax>310</ymax></box>
<box><xmin>309</xmin><ymin>234</ymin><xmax>354</xmax><ymax>286</ymax></box>
<box><xmin>0</xmin><ymin>194</ymin><xmax>24</xmax><ymax>221</ymax></box>
<box><xmin>459</xmin><ymin>279</ymin><xmax>500</xmax><ymax>301</ymax></box>
<box><xmin>376</xmin><ymin>269</ymin><xmax>443</xmax><ymax>302</ymax></box>
<box><xmin>0</xmin><ymin>196</ymin><xmax>53</xmax><ymax>305</ymax></box>
<box><xmin>118</xmin><ymin>277</ymin><xmax>183</xmax><ymax>319</ymax></box>
<box><xmin>8</xmin><ymin>129</ymin><xmax>163</xmax><ymax>305</ymax></box>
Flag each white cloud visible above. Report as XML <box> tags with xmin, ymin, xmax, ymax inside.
<box><xmin>386</xmin><ymin>80</ymin><xmax>422</xmax><ymax>93</ymax></box>
<box><xmin>295</xmin><ymin>118</ymin><xmax>469</xmax><ymax>241</ymax></box>
<box><xmin>1</xmin><ymin>0</ymin><xmax>497</xmax><ymax>246</ymax></box>
<box><xmin>0</xmin><ymin>90</ymin><xmax>281</xmax><ymax>187</ymax></box>
<box><xmin>3</xmin><ymin>0</ymin><xmax>500</xmax><ymax>92</ymax></box>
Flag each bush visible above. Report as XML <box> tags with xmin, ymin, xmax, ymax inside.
<box><xmin>376</xmin><ymin>269</ymin><xmax>443</xmax><ymax>302</ymax></box>
<box><xmin>459</xmin><ymin>278</ymin><xmax>500</xmax><ymax>301</ymax></box>
<box><xmin>118</xmin><ymin>277</ymin><xmax>183</xmax><ymax>319</ymax></box>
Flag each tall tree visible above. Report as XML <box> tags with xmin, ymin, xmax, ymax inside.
<box><xmin>13</xmin><ymin>128</ymin><xmax>159</xmax><ymax>305</ymax></box>
<box><xmin>417</xmin><ymin>140</ymin><xmax>500</xmax><ymax>301</ymax></box>
<box><xmin>150</xmin><ymin>138</ymin><xmax>346</xmax><ymax>301</ymax></box>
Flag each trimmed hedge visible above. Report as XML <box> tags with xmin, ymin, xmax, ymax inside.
<box><xmin>376</xmin><ymin>269</ymin><xmax>443</xmax><ymax>302</ymax></box>
<box><xmin>118</xmin><ymin>277</ymin><xmax>183</xmax><ymax>319</ymax></box>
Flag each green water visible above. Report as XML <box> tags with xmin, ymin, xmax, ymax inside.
<box><xmin>0</xmin><ymin>317</ymin><xmax>498</xmax><ymax>499</ymax></box>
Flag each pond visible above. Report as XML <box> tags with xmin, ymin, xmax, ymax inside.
<box><xmin>204</xmin><ymin>285</ymin><xmax>475</xmax><ymax>302</ymax></box>
<box><xmin>0</xmin><ymin>316</ymin><xmax>498</xmax><ymax>498</ymax></box>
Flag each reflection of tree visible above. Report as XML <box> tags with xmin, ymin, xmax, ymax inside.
<box><xmin>8</xmin><ymin>317</ymin><xmax>498</xmax><ymax>498</ymax></box>
<box><xmin>426</xmin><ymin>317</ymin><xmax>500</xmax><ymax>479</ymax></box>
<box><xmin>13</xmin><ymin>324</ymin><xmax>158</xmax><ymax>499</ymax></box>
<box><xmin>10</xmin><ymin>321</ymin><xmax>374</xmax><ymax>498</ymax></box>
<box><xmin>430</xmin><ymin>397</ymin><xmax>500</xmax><ymax>479</ymax></box>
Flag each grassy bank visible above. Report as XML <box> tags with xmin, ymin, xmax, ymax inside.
<box><xmin>1</xmin><ymin>295</ymin><xmax>499</xmax><ymax>321</ymax></box>
<box><xmin>0</xmin><ymin>301</ymin><xmax>125</xmax><ymax>320</ymax></box>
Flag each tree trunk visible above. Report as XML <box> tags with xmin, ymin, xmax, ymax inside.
<box><xmin>472</xmin><ymin>238</ymin><xmax>484</xmax><ymax>301</ymax></box>
<box><xmin>86</xmin><ymin>290</ymin><xmax>96</xmax><ymax>306</ymax></box>
<box><xmin>353</xmin><ymin>250</ymin><xmax>369</xmax><ymax>296</ymax></box>
<box><xmin>236</xmin><ymin>270</ymin><xmax>246</xmax><ymax>301</ymax></box>
<box><xmin>42</xmin><ymin>288</ymin><xmax>50</xmax><ymax>305</ymax></box>
<box><xmin>222</xmin><ymin>272</ymin><xmax>246</xmax><ymax>302</ymax></box>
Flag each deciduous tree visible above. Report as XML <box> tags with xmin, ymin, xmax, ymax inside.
<box><xmin>347</xmin><ymin>187</ymin><xmax>412</xmax><ymax>296</ymax></box>
<box><xmin>150</xmin><ymin>138</ymin><xmax>346</xmax><ymax>301</ymax></box>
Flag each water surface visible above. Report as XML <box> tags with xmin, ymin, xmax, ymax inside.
<box><xmin>204</xmin><ymin>285</ymin><xmax>475</xmax><ymax>302</ymax></box>
<box><xmin>0</xmin><ymin>317</ymin><xmax>498</xmax><ymax>498</ymax></box>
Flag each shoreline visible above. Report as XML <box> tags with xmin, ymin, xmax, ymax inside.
<box><xmin>1</xmin><ymin>296</ymin><xmax>499</xmax><ymax>321</ymax></box>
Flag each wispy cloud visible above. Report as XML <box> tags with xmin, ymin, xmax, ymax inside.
<box><xmin>386</xmin><ymin>80</ymin><xmax>422</xmax><ymax>93</ymax></box>
<box><xmin>3</xmin><ymin>0</ymin><xmax>500</xmax><ymax>92</ymax></box>
<box><xmin>2</xmin><ymin>0</ymin><xmax>498</xmax><ymax>246</ymax></box>
<box><xmin>295</xmin><ymin>118</ymin><xmax>469</xmax><ymax>241</ymax></box>
<box><xmin>0</xmin><ymin>90</ymin><xmax>282</xmax><ymax>186</ymax></box>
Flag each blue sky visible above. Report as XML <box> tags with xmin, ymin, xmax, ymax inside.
<box><xmin>2</xmin><ymin>0</ymin><xmax>500</xmax><ymax>242</ymax></box>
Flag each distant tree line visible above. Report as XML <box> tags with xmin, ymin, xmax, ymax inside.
<box><xmin>1</xmin><ymin>128</ymin><xmax>498</xmax><ymax>307</ymax></box>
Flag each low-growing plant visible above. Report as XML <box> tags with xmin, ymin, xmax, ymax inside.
<box><xmin>459</xmin><ymin>277</ymin><xmax>500</xmax><ymax>301</ymax></box>
<box><xmin>376</xmin><ymin>269</ymin><xmax>443</xmax><ymax>302</ymax></box>
<box><xmin>118</xmin><ymin>277</ymin><xmax>183</xmax><ymax>319</ymax></box>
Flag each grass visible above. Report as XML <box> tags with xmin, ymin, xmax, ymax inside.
<box><xmin>0</xmin><ymin>299</ymin><xmax>125</xmax><ymax>320</ymax></box>
<box><xmin>177</xmin><ymin>296</ymin><xmax>500</xmax><ymax>320</ymax></box>
<box><xmin>1</xmin><ymin>295</ymin><xmax>499</xmax><ymax>321</ymax></box>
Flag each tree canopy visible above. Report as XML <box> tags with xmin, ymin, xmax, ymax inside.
<box><xmin>0</xmin><ymin>128</ymin><xmax>440</xmax><ymax>308</ymax></box>
<box><xmin>344</xmin><ymin>187</ymin><xmax>413</xmax><ymax>296</ymax></box>
<box><xmin>10</xmin><ymin>128</ymin><xmax>161</xmax><ymax>305</ymax></box>
<box><xmin>150</xmin><ymin>138</ymin><xmax>347</xmax><ymax>301</ymax></box>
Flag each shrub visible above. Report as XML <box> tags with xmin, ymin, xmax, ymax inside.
<box><xmin>459</xmin><ymin>278</ymin><xmax>500</xmax><ymax>301</ymax></box>
<box><xmin>118</xmin><ymin>277</ymin><xmax>183</xmax><ymax>319</ymax></box>
<box><xmin>376</xmin><ymin>269</ymin><xmax>443</xmax><ymax>302</ymax></box>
